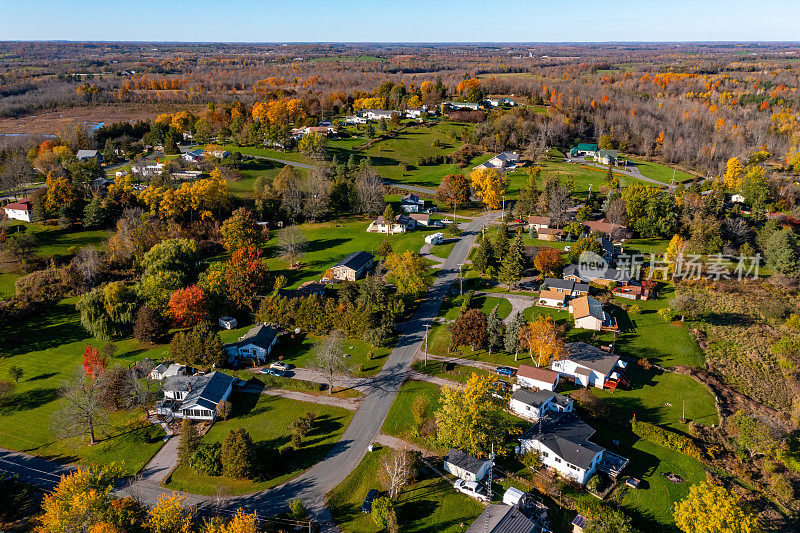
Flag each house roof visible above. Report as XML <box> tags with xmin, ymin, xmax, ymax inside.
<box><xmin>409</xmin><ymin>213</ymin><xmax>430</xmax><ymax>222</ymax></box>
<box><xmin>279</xmin><ymin>282</ymin><xmax>326</xmax><ymax>299</ymax></box>
<box><xmin>537</xmin><ymin>228</ymin><xmax>563</xmax><ymax>236</ymax></box>
<box><xmin>563</xmin><ymin>264</ymin><xmax>629</xmax><ymax>283</ymax></box>
<box><xmin>445</xmin><ymin>448</ymin><xmax>489</xmax><ymax>475</ymax></box>
<box><xmin>494</xmin><ymin>151</ymin><xmax>520</xmax><ymax>162</ymax></box>
<box><xmin>584</xmin><ymin>219</ymin><xmax>623</xmax><ymax>236</ymax></box>
<box><xmin>401</xmin><ymin>193</ymin><xmax>421</xmax><ymax>204</ymax></box>
<box><xmin>528</xmin><ymin>215</ymin><xmax>551</xmax><ymax>225</ymax></box>
<box><xmin>563</xmin><ymin>342</ymin><xmax>620</xmax><ymax>376</ymax></box>
<box><xmin>4</xmin><ymin>198</ymin><xmax>31</xmax><ymax>212</ymax></box>
<box><xmin>466</xmin><ymin>505</ymin><xmax>540</xmax><ymax>533</ymax></box>
<box><xmin>596</xmin><ymin>149</ymin><xmax>618</xmax><ymax>158</ymax></box>
<box><xmin>576</xmin><ymin>143</ymin><xmax>598</xmax><ymax>151</ymax></box>
<box><xmin>538</xmin><ymin>289</ymin><xmax>567</xmax><ymax>302</ymax></box>
<box><xmin>543</xmin><ymin>278</ymin><xmax>588</xmax><ymax>293</ymax></box>
<box><xmin>512</xmin><ymin>389</ymin><xmax>555</xmax><ymax>408</ymax></box>
<box><xmin>76</xmin><ymin>149</ymin><xmax>100</xmax><ymax>158</ymax></box>
<box><xmin>571</xmin><ymin>296</ymin><xmax>604</xmax><ymax>320</ymax></box>
<box><xmin>334</xmin><ymin>251</ymin><xmax>374</xmax><ymax>271</ymax></box>
<box><xmin>517</xmin><ymin>364</ymin><xmax>560</xmax><ymax>385</ymax></box>
<box><xmin>522</xmin><ymin>412</ymin><xmax>604</xmax><ymax>470</ymax></box>
<box><xmin>163</xmin><ymin>371</ymin><xmax>235</xmax><ymax>411</ymax></box>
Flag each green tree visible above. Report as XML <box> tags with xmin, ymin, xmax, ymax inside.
<box><xmin>499</xmin><ymin>231</ymin><xmax>526</xmax><ymax>289</ymax></box>
<box><xmin>8</xmin><ymin>365</ymin><xmax>23</xmax><ymax>384</ymax></box>
<box><xmin>472</xmin><ymin>236</ymin><xmax>495</xmax><ymax>275</ymax></box>
<box><xmin>371</xmin><ymin>497</ymin><xmax>398</xmax><ymax>532</ymax></box>
<box><xmin>673</xmin><ymin>481</ymin><xmax>758</xmax><ymax>533</ymax></box>
<box><xmin>221</xmin><ymin>207</ymin><xmax>263</xmax><ymax>252</ymax></box>
<box><xmin>168</xmin><ymin>321</ymin><xmax>225</xmax><ymax>367</ymax></box>
<box><xmin>139</xmin><ymin>239</ymin><xmax>199</xmax><ymax>312</ymax></box>
<box><xmin>486</xmin><ymin>305</ymin><xmax>505</xmax><ymax>356</ymax></box>
<box><xmin>76</xmin><ymin>282</ymin><xmax>139</xmax><ymax>340</ymax></box>
<box><xmin>385</xmin><ymin>250</ymin><xmax>430</xmax><ymax>297</ymax></box>
<box><xmin>764</xmin><ymin>229</ymin><xmax>800</xmax><ymax>277</ymax></box>
<box><xmin>221</xmin><ymin>428</ymin><xmax>256</xmax><ymax>479</ymax></box>
<box><xmin>177</xmin><ymin>418</ymin><xmax>201</xmax><ymax>465</ymax></box>
<box><xmin>504</xmin><ymin>311</ymin><xmax>525</xmax><ymax>360</ymax></box>
<box><xmin>586</xmin><ymin>508</ymin><xmax>639</xmax><ymax>533</ymax></box>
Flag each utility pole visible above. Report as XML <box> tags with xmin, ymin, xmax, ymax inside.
<box><xmin>424</xmin><ymin>322</ymin><xmax>430</xmax><ymax>367</ymax></box>
<box><xmin>501</xmin><ymin>195</ymin><xmax>506</xmax><ymax>220</ymax></box>
<box><xmin>458</xmin><ymin>264</ymin><xmax>463</xmax><ymax>296</ymax></box>
<box><xmin>487</xmin><ymin>443</ymin><xmax>495</xmax><ymax>502</ymax></box>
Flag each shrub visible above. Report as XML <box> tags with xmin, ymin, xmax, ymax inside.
<box><xmin>371</xmin><ymin>497</ymin><xmax>397</xmax><ymax>530</ymax></box>
<box><xmin>657</xmin><ymin>307</ymin><xmax>674</xmax><ymax>322</ymax></box>
<box><xmin>628</xmin><ymin>304</ymin><xmax>641</xmax><ymax>315</ymax></box>
<box><xmin>289</xmin><ymin>499</ymin><xmax>308</xmax><ymax>520</ymax></box>
<box><xmin>631</xmin><ymin>415</ymin><xmax>703</xmax><ymax>461</ymax></box>
<box><xmin>586</xmin><ymin>474</ymin><xmax>601</xmax><ymax>493</ymax></box>
<box><xmin>189</xmin><ymin>443</ymin><xmax>222</xmax><ymax>476</ymax></box>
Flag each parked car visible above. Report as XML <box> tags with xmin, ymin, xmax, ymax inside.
<box><xmin>426</xmin><ymin>207</ymin><xmax>439</xmax><ymax>213</ymax></box>
<box><xmin>515</xmin><ymin>218</ymin><xmax>525</xmax><ymax>224</ymax></box>
<box><xmin>454</xmin><ymin>480</ymin><xmax>489</xmax><ymax>502</ymax></box>
<box><xmin>269</xmin><ymin>361</ymin><xmax>290</xmax><ymax>371</ymax></box>
<box><xmin>441</xmin><ymin>218</ymin><xmax>452</xmax><ymax>224</ymax></box>
<box><xmin>496</xmin><ymin>366</ymin><xmax>517</xmax><ymax>377</ymax></box>
<box><xmin>362</xmin><ymin>489</ymin><xmax>379</xmax><ymax>513</ymax></box>
<box><xmin>564</xmin><ymin>246</ymin><xmax>572</xmax><ymax>252</ymax></box>
<box><xmin>260</xmin><ymin>368</ymin><xmax>284</xmax><ymax>377</ymax></box>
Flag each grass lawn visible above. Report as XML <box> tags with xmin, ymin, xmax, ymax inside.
<box><xmin>7</xmin><ymin>223</ymin><xmax>110</xmax><ymax>260</ymax></box>
<box><xmin>227</xmin><ymin>158</ymin><xmax>288</xmax><ymax>199</ymax></box>
<box><xmin>220</xmin><ymin>145</ymin><xmax>312</xmax><ymax>165</ymax></box>
<box><xmin>165</xmin><ymin>392</ymin><xmax>353</xmax><ymax>495</ymax></box>
<box><xmin>0</xmin><ymin>272</ymin><xmax>20</xmax><ymax>299</ymax></box>
<box><xmin>263</xmin><ymin>218</ymin><xmax>446</xmax><ymax>288</ymax></box>
<box><xmin>412</xmin><ymin>361</ymin><xmax>494</xmax><ymax>385</ymax></box>
<box><xmin>381</xmin><ymin>380</ymin><xmax>442</xmax><ymax>445</ymax></box>
<box><xmin>0</xmin><ymin>298</ymin><xmax>167</xmax><ymax>474</ymax></box>
<box><xmin>327</xmin><ymin>445</ymin><xmax>485</xmax><ymax>533</ymax></box>
<box><xmin>272</xmin><ymin>331</ymin><xmax>391</xmax><ymax>377</ymax></box>
<box><xmin>628</xmin><ymin>160</ymin><xmax>697</xmax><ymax>184</ymax></box>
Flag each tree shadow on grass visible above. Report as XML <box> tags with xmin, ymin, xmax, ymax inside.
<box><xmin>0</xmin><ymin>387</ymin><xmax>60</xmax><ymax>415</ymax></box>
<box><xmin>0</xmin><ymin>302</ymin><xmax>85</xmax><ymax>355</ymax></box>
<box><xmin>25</xmin><ymin>372</ymin><xmax>58</xmax><ymax>383</ymax></box>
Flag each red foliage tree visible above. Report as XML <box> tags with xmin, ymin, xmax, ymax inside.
<box><xmin>226</xmin><ymin>245</ymin><xmax>269</xmax><ymax>312</ymax></box>
<box><xmin>168</xmin><ymin>285</ymin><xmax>209</xmax><ymax>327</ymax></box>
<box><xmin>82</xmin><ymin>344</ymin><xmax>108</xmax><ymax>377</ymax></box>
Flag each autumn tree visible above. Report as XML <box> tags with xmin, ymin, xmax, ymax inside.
<box><xmin>470</xmin><ymin>167</ymin><xmax>507</xmax><ymax>209</ymax></box>
<box><xmin>168</xmin><ymin>285</ymin><xmax>209</xmax><ymax>327</ymax></box>
<box><xmin>55</xmin><ymin>368</ymin><xmax>109</xmax><ymax>445</ymax></box>
<box><xmin>226</xmin><ymin>245</ymin><xmax>269</xmax><ymax>312</ymax></box>
<box><xmin>221</xmin><ymin>208</ymin><xmax>263</xmax><ymax>252</ymax></box>
<box><xmin>520</xmin><ymin>315</ymin><xmax>563</xmax><ymax>366</ymax></box>
<box><xmin>436</xmin><ymin>174</ymin><xmax>471</xmax><ymax>208</ymax></box>
<box><xmin>133</xmin><ymin>305</ymin><xmax>168</xmax><ymax>344</ymax></box>
<box><xmin>450</xmin><ymin>308</ymin><xmax>487</xmax><ymax>351</ymax></box>
<box><xmin>673</xmin><ymin>482</ymin><xmax>758</xmax><ymax>533</ymax></box>
<box><xmin>435</xmin><ymin>374</ymin><xmax>511</xmax><ymax>456</ymax></box>
<box><xmin>385</xmin><ymin>250</ymin><xmax>430</xmax><ymax>297</ymax></box>
<box><xmin>311</xmin><ymin>330</ymin><xmax>350</xmax><ymax>394</ymax></box>
<box><xmin>534</xmin><ymin>247</ymin><xmax>563</xmax><ymax>278</ymax></box>
<box><xmin>139</xmin><ymin>239</ymin><xmax>199</xmax><ymax>312</ymax></box>
<box><xmin>82</xmin><ymin>344</ymin><xmax>108</xmax><ymax>378</ymax></box>
<box><xmin>145</xmin><ymin>494</ymin><xmax>195</xmax><ymax>533</ymax></box>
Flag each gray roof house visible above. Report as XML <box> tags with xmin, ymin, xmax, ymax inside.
<box><xmin>542</xmin><ymin>277</ymin><xmax>589</xmax><ymax>297</ymax></box>
<box><xmin>76</xmin><ymin>149</ymin><xmax>103</xmax><ymax>163</ymax></box>
<box><xmin>328</xmin><ymin>251</ymin><xmax>375</xmax><ymax>281</ymax></box>
<box><xmin>444</xmin><ymin>448</ymin><xmax>492</xmax><ymax>482</ymax></box>
<box><xmin>224</xmin><ymin>324</ymin><xmax>279</xmax><ymax>363</ymax></box>
<box><xmin>519</xmin><ymin>412</ymin><xmax>628</xmax><ymax>486</ymax></box>
<box><xmin>551</xmin><ymin>342</ymin><xmax>627</xmax><ymax>389</ymax></box>
<box><xmin>157</xmin><ymin>371</ymin><xmax>235</xmax><ymax>421</ymax></box>
<box><xmin>509</xmin><ymin>389</ymin><xmax>574</xmax><ymax>420</ymax></box>
<box><xmin>466</xmin><ymin>504</ymin><xmax>541</xmax><ymax>533</ymax></box>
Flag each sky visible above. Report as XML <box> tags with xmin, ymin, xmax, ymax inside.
<box><xmin>2</xmin><ymin>0</ymin><xmax>800</xmax><ymax>42</ymax></box>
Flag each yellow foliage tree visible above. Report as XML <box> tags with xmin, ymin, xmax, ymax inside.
<box><xmin>406</xmin><ymin>95</ymin><xmax>422</xmax><ymax>108</ymax></box>
<box><xmin>519</xmin><ymin>315</ymin><xmax>563</xmax><ymax>367</ymax></box>
<box><xmin>204</xmin><ymin>510</ymin><xmax>259</xmax><ymax>533</ymax></box>
<box><xmin>469</xmin><ymin>167</ymin><xmax>507</xmax><ymax>209</ymax></box>
<box><xmin>44</xmin><ymin>172</ymin><xmax>78</xmax><ymax>217</ymax></box>
<box><xmin>673</xmin><ymin>482</ymin><xmax>758</xmax><ymax>533</ymax></box>
<box><xmin>722</xmin><ymin>157</ymin><xmax>743</xmax><ymax>190</ymax></box>
<box><xmin>145</xmin><ymin>494</ymin><xmax>194</xmax><ymax>533</ymax></box>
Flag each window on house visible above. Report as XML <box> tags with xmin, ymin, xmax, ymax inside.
<box><xmin>554</xmin><ymin>457</ymin><xmax>562</xmax><ymax>463</ymax></box>
<box><xmin>568</xmin><ymin>464</ymin><xmax>578</xmax><ymax>470</ymax></box>
<box><xmin>541</xmin><ymin>451</ymin><xmax>549</xmax><ymax>458</ymax></box>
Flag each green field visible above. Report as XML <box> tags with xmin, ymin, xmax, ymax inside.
<box><xmin>165</xmin><ymin>392</ymin><xmax>353</xmax><ymax>495</ymax></box>
<box><xmin>381</xmin><ymin>380</ymin><xmax>442</xmax><ymax>446</ymax></box>
<box><xmin>0</xmin><ymin>272</ymin><xmax>20</xmax><ymax>299</ymax></box>
<box><xmin>6</xmin><ymin>223</ymin><xmax>111</xmax><ymax>260</ymax></box>
<box><xmin>0</xmin><ymin>298</ymin><xmax>167</xmax><ymax>475</ymax></box>
<box><xmin>263</xmin><ymin>218</ymin><xmax>445</xmax><ymax>288</ymax></box>
<box><xmin>327</xmin><ymin>445</ymin><xmax>485</xmax><ymax>532</ymax></box>
<box><xmin>629</xmin><ymin>160</ymin><xmax>697</xmax><ymax>184</ymax></box>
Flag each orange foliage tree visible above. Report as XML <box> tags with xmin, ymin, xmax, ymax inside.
<box><xmin>168</xmin><ymin>285</ymin><xmax>209</xmax><ymax>327</ymax></box>
<box><xmin>82</xmin><ymin>344</ymin><xmax>108</xmax><ymax>377</ymax></box>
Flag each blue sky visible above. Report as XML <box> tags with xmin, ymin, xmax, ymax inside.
<box><xmin>3</xmin><ymin>0</ymin><xmax>799</xmax><ymax>42</ymax></box>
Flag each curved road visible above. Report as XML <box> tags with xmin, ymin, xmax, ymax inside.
<box><xmin>0</xmin><ymin>209</ymin><xmax>499</xmax><ymax>529</ymax></box>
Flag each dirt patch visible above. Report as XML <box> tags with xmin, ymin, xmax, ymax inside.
<box><xmin>0</xmin><ymin>103</ymin><xmax>204</xmax><ymax>136</ymax></box>
<box><xmin>673</xmin><ymin>364</ymin><xmax>792</xmax><ymax>435</ymax></box>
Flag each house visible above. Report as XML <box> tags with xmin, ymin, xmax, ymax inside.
<box><xmin>131</xmin><ymin>162</ymin><xmax>164</xmax><ymax>178</ymax></box>
<box><xmin>405</xmin><ymin>108</ymin><xmax>424</xmax><ymax>118</ymax></box>
<box><xmin>444</xmin><ymin>101</ymin><xmax>481</xmax><ymax>111</ymax></box>
<box><xmin>569</xmin><ymin>296</ymin><xmax>613</xmax><ymax>331</ymax></box>
<box><xmin>278</xmin><ymin>281</ymin><xmax>326</xmax><ymax>299</ymax></box>
<box><xmin>344</xmin><ymin>115</ymin><xmax>367</xmax><ymax>125</ymax></box>
<box><xmin>527</xmin><ymin>216</ymin><xmax>552</xmax><ymax>231</ymax></box>
<box><xmin>400</xmin><ymin>193</ymin><xmax>425</xmax><ymax>213</ymax></box>
<box><xmin>425</xmin><ymin>232</ymin><xmax>445</xmax><ymax>245</ymax></box>
<box><xmin>593</xmin><ymin>149</ymin><xmax>618</xmax><ymax>165</ymax></box>
<box><xmin>485</xmin><ymin>97</ymin><xmax>517</xmax><ymax>108</ymax></box>
<box><xmin>731</xmin><ymin>193</ymin><xmax>745</xmax><ymax>204</ymax></box>
<box><xmin>443</xmin><ymin>448</ymin><xmax>492</xmax><ymax>482</ymax></box>
<box><xmin>466</xmin><ymin>505</ymin><xmax>541</xmax><ymax>533</ymax></box>
<box><xmin>584</xmin><ymin>219</ymin><xmax>624</xmax><ymax>238</ymax></box>
<box><xmin>516</xmin><ymin>365</ymin><xmax>560</xmax><ymax>391</ymax></box>
<box><xmin>562</xmin><ymin>265</ymin><xmax>631</xmax><ymax>286</ymax></box>
<box><xmin>596</xmin><ymin>237</ymin><xmax>616</xmax><ymax>261</ymax></box>
<box><xmin>149</xmin><ymin>363</ymin><xmax>187</xmax><ymax>381</ymax></box>
<box><xmin>552</xmin><ymin>342</ymin><xmax>628</xmax><ymax>389</ymax></box>
<box><xmin>3</xmin><ymin>199</ymin><xmax>33</xmax><ymax>222</ymax></box>
<box><xmin>156</xmin><ymin>371</ymin><xmax>235</xmax><ymax>421</ymax></box>
<box><xmin>518</xmin><ymin>411</ymin><xmax>628</xmax><ymax>485</ymax></box>
<box><xmin>182</xmin><ymin>149</ymin><xmax>204</xmax><ymax>163</ymax></box>
<box><xmin>367</xmin><ymin>214</ymin><xmax>416</xmax><ymax>234</ymax></box>
<box><xmin>361</xmin><ymin>109</ymin><xmax>396</xmax><ymax>121</ymax></box>
<box><xmin>329</xmin><ymin>251</ymin><xmax>374</xmax><ymax>281</ymax></box>
<box><xmin>409</xmin><ymin>212</ymin><xmax>432</xmax><ymax>226</ymax></box>
<box><xmin>569</xmin><ymin>143</ymin><xmax>598</xmax><ymax>157</ymax></box>
<box><xmin>537</xmin><ymin>288</ymin><xmax>567</xmax><ymax>308</ymax></box>
<box><xmin>76</xmin><ymin>149</ymin><xmax>103</xmax><ymax>163</ymax></box>
<box><xmin>210</xmin><ymin>149</ymin><xmax>230</xmax><ymax>159</ymax></box>
<box><xmin>510</xmin><ymin>389</ymin><xmax>574</xmax><ymax>420</ymax></box>
<box><xmin>612</xmin><ymin>281</ymin><xmax>651</xmax><ymax>300</ymax></box>
<box><xmin>224</xmin><ymin>324</ymin><xmax>279</xmax><ymax>364</ymax></box>
<box><xmin>572</xmin><ymin>514</ymin><xmax>588</xmax><ymax>533</ymax></box>
<box><xmin>536</xmin><ymin>228</ymin><xmax>563</xmax><ymax>242</ymax></box>
<box><xmin>541</xmin><ymin>278</ymin><xmax>589</xmax><ymax>298</ymax></box>
<box><xmin>475</xmin><ymin>151</ymin><xmax>520</xmax><ymax>172</ymax></box>
<box><xmin>218</xmin><ymin>316</ymin><xmax>238</xmax><ymax>330</ymax></box>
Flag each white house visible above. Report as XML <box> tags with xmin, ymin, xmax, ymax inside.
<box><xmin>569</xmin><ymin>296</ymin><xmax>617</xmax><ymax>331</ymax></box>
<box><xmin>405</xmin><ymin>108</ymin><xmax>424</xmax><ymax>118</ymax></box>
<box><xmin>474</xmin><ymin>151</ymin><xmax>521</xmax><ymax>172</ymax></box>
<box><xmin>3</xmin><ymin>199</ymin><xmax>33</xmax><ymax>222</ymax></box>
<box><xmin>537</xmin><ymin>289</ymin><xmax>567</xmax><ymax>308</ymax></box>
<box><xmin>409</xmin><ymin>212</ymin><xmax>432</xmax><ymax>226</ymax></box>
<box><xmin>731</xmin><ymin>193</ymin><xmax>745</xmax><ymax>204</ymax></box>
<box><xmin>443</xmin><ymin>448</ymin><xmax>492</xmax><ymax>482</ymax></box>
<box><xmin>509</xmin><ymin>389</ymin><xmax>574</xmax><ymax>420</ymax></box>
<box><xmin>157</xmin><ymin>371</ymin><xmax>235</xmax><ymax>421</ymax></box>
<box><xmin>516</xmin><ymin>365</ymin><xmax>560</xmax><ymax>391</ymax></box>
<box><xmin>444</xmin><ymin>101</ymin><xmax>481</xmax><ymax>111</ymax></box>
<box><xmin>551</xmin><ymin>342</ymin><xmax>628</xmax><ymax>389</ymax></box>
<box><xmin>182</xmin><ymin>149</ymin><xmax>204</xmax><ymax>163</ymax></box>
<box><xmin>361</xmin><ymin>109</ymin><xmax>396</xmax><ymax>121</ymax></box>
<box><xmin>327</xmin><ymin>251</ymin><xmax>374</xmax><ymax>281</ymax></box>
<box><xmin>224</xmin><ymin>324</ymin><xmax>279</xmax><ymax>364</ymax></box>
<box><xmin>149</xmin><ymin>363</ymin><xmax>187</xmax><ymax>381</ymax></box>
<box><xmin>344</xmin><ymin>115</ymin><xmax>367</xmax><ymax>125</ymax></box>
<box><xmin>400</xmin><ymin>193</ymin><xmax>425</xmax><ymax>213</ymax></box>
<box><xmin>593</xmin><ymin>149</ymin><xmax>618</xmax><ymax>165</ymax></box>
<box><xmin>527</xmin><ymin>215</ymin><xmax>552</xmax><ymax>231</ymax></box>
<box><xmin>542</xmin><ymin>278</ymin><xmax>589</xmax><ymax>298</ymax></box>
<box><xmin>367</xmin><ymin>214</ymin><xmax>416</xmax><ymax>234</ymax></box>
<box><xmin>518</xmin><ymin>412</ymin><xmax>628</xmax><ymax>486</ymax></box>
<box><xmin>132</xmin><ymin>162</ymin><xmax>164</xmax><ymax>178</ymax></box>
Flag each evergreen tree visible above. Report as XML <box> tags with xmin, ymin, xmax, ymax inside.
<box><xmin>472</xmin><ymin>236</ymin><xmax>494</xmax><ymax>274</ymax></box>
<box><xmin>494</xmin><ymin>222</ymin><xmax>510</xmax><ymax>263</ymax></box>
<box><xmin>499</xmin><ymin>231</ymin><xmax>526</xmax><ymax>289</ymax></box>
<box><xmin>177</xmin><ymin>419</ymin><xmax>200</xmax><ymax>465</ymax></box>
<box><xmin>486</xmin><ymin>305</ymin><xmax>505</xmax><ymax>356</ymax></box>
<box><xmin>221</xmin><ymin>428</ymin><xmax>256</xmax><ymax>479</ymax></box>
<box><xmin>504</xmin><ymin>311</ymin><xmax>525</xmax><ymax>361</ymax></box>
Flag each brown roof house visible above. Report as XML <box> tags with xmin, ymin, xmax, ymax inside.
<box><xmin>517</xmin><ymin>364</ymin><xmax>561</xmax><ymax>391</ymax></box>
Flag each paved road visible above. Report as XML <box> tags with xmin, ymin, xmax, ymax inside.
<box><xmin>473</xmin><ymin>290</ymin><xmax>537</xmax><ymax>323</ymax></box>
<box><xmin>0</xmin><ymin>448</ymin><xmax>76</xmax><ymax>491</ymax></box>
